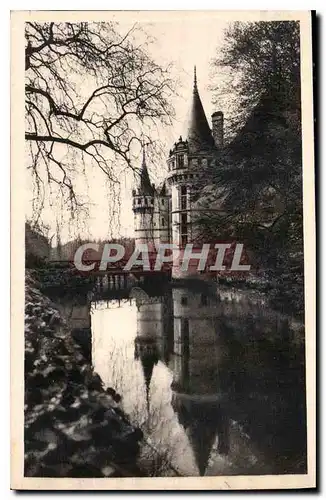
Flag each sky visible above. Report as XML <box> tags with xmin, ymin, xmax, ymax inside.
<box><xmin>26</xmin><ymin>13</ymin><xmax>230</xmax><ymax>244</ymax></box>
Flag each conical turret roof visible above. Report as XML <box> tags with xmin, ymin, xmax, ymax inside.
<box><xmin>187</xmin><ymin>67</ymin><xmax>215</xmax><ymax>153</ymax></box>
<box><xmin>138</xmin><ymin>145</ymin><xmax>155</xmax><ymax>195</ymax></box>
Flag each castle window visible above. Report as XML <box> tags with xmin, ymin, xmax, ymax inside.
<box><xmin>137</xmin><ymin>198</ymin><xmax>141</xmax><ymax>205</ymax></box>
<box><xmin>161</xmin><ymin>199</ymin><xmax>164</xmax><ymax>206</ymax></box>
<box><xmin>145</xmin><ymin>198</ymin><xmax>148</xmax><ymax>205</ymax></box>
<box><xmin>151</xmin><ymin>198</ymin><xmax>154</xmax><ymax>204</ymax></box>
<box><xmin>177</xmin><ymin>155</ymin><xmax>184</xmax><ymax>169</ymax></box>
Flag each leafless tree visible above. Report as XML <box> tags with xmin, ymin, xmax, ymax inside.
<box><xmin>25</xmin><ymin>22</ymin><xmax>175</xmax><ymax>220</ymax></box>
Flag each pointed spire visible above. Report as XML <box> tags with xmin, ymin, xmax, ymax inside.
<box><xmin>142</xmin><ymin>139</ymin><xmax>146</xmax><ymax>167</ymax></box>
<box><xmin>187</xmin><ymin>67</ymin><xmax>215</xmax><ymax>153</ymax></box>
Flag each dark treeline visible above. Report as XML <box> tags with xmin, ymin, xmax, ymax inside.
<box><xmin>195</xmin><ymin>21</ymin><xmax>304</xmax><ymax>316</ymax></box>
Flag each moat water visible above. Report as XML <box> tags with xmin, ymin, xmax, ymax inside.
<box><xmin>90</xmin><ymin>282</ymin><xmax>307</xmax><ymax>477</ymax></box>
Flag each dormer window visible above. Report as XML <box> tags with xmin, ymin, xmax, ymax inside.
<box><xmin>177</xmin><ymin>155</ymin><xmax>184</xmax><ymax>169</ymax></box>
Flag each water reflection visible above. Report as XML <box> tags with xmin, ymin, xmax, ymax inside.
<box><xmin>91</xmin><ymin>282</ymin><xmax>306</xmax><ymax>476</ymax></box>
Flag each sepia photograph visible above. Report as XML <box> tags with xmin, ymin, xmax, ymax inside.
<box><xmin>11</xmin><ymin>10</ymin><xmax>315</xmax><ymax>490</ymax></box>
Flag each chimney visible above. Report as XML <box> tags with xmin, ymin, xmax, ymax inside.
<box><xmin>211</xmin><ymin>111</ymin><xmax>224</xmax><ymax>148</ymax></box>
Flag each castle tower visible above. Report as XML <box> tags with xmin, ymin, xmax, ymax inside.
<box><xmin>132</xmin><ymin>146</ymin><xmax>170</xmax><ymax>246</ymax></box>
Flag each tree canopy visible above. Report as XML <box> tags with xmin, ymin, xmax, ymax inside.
<box><xmin>25</xmin><ymin>22</ymin><xmax>175</xmax><ymax>219</ymax></box>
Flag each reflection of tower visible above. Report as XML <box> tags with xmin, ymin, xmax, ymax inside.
<box><xmin>171</xmin><ymin>287</ymin><xmax>230</xmax><ymax>476</ymax></box>
<box><xmin>165</xmin><ymin>69</ymin><xmax>224</xmax><ymax>278</ymax></box>
<box><xmin>134</xmin><ymin>334</ymin><xmax>159</xmax><ymax>413</ymax></box>
<box><xmin>56</xmin><ymin>300</ymin><xmax>92</xmax><ymax>361</ymax></box>
<box><xmin>134</xmin><ymin>291</ymin><xmax>173</xmax><ymax>409</ymax></box>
